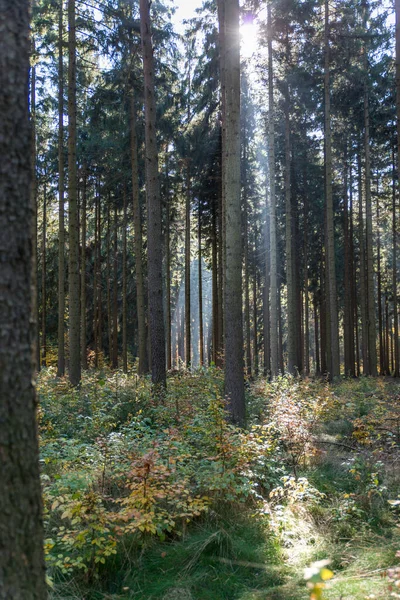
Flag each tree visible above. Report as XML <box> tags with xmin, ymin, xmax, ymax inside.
<box><xmin>140</xmin><ymin>0</ymin><xmax>166</xmax><ymax>392</ymax></box>
<box><xmin>222</xmin><ymin>0</ymin><xmax>245</xmax><ymax>424</ymax></box>
<box><xmin>324</xmin><ymin>0</ymin><xmax>340</xmax><ymax>378</ymax></box>
<box><xmin>68</xmin><ymin>0</ymin><xmax>81</xmax><ymax>385</ymax></box>
<box><xmin>0</xmin><ymin>0</ymin><xmax>46</xmax><ymax>594</ymax></box>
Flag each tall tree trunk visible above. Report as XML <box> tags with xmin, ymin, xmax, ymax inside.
<box><xmin>264</xmin><ymin>199</ymin><xmax>271</xmax><ymax>375</ymax></box>
<box><xmin>212</xmin><ymin>202</ymin><xmax>218</xmax><ymax>365</ymax></box>
<box><xmin>268</xmin><ymin>2</ymin><xmax>278</xmax><ymax>378</ymax></box>
<box><xmin>57</xmin><ymin>0</ymin><xmax>65</xmax><ymax>376</ymax></box>
<box><xmin>107</xmin><ymin>203</ymin><xmax>112</xmax><ymax>362</ymax></box>
<box><xmin>185</xmin><ymin>162</ymin><xmax>191</xmax><ymax>367</ymax></box>
<box><xmin>284</xmin><ymin>85</ymin><xmax>296</xmax><ymax>374</ymax></box>
<box><xmin>80</xmin><ymin>165</ymin><xmax>87</xmax><ymax>369</ymax></box>
<box><xmin>140</xmin><ymin>0</ymin><xmax>166</xmax><ymax>392</ymax></box>
<box><xmin>362</xmin><ymin>15</ymin><xmax>377</xmax><ymax>376</ymax></box>
<box><xmin>217</xmin><ymin>0</ymin><xmax>226</xmax><ymax>362</ymax></box>
<box><xmin>31</xmin><ymin>31</ymin><xmax>41</xmax><ymax>372</ymax></box>
<box><xmin>41</xmin><ymin>182</ymin><xmax>47</xmax><ymax>367</ymax></box>
<box><xmin>122</xmin><ymin>186</ymin><xmax>128</xmax><ymax>373</ymax></box>
<box><xmin>253</xmin><ymin>264</ymin><xmax>259</xmax><ymax>376</ymax></box>
<box><xmin>393</xmin><ymin>152</ymin><xmax>399</xmax><ymax>376</ymax></box>
<box><xmin>112</xmin><ymin>203</ymin><xmax>118</xmax><ymax>369</ymax></box>
<box><xmin>0</xmin><ymin>2</ymin><xmax>47</xmax><ymax>592</ymax></box>
<box><xmin>68</xmin><ymin>0</ymin><xmax>80</xmax><ymax>385</ymax></box>
<box><xmin>165</xmin><ymin>153</ymin><xmax>172</xmax><ymax>370</ymax></box>
<box><xmin>244</xmin><ymin>191</ymin><xmax>252</xmax><ymax>377</ymax></box>
<box><xmin>324</xmin><ymin>0</ymin><xmax>340</xmax><ymax>378</ymax></box>
<box><xmin>394</xmin><ymin>0</ymin><xmax>400</xmax><ymax>375</ymax></box>
<box><xmin>313</xmin><ymin>294</ymin><xmax>320</xmax><ymax>374</ymax></box>
<box><xmin>303</xmin><ymin>185</ymin><xmax>310</xmax><ymax>375</ymax></box>
<box><xmin>198</xmin><ymin>204</ymin><xmax>204</xmax><ymax>366</ymax></box>
<box><xmin>376</xmin><ymin>190</ymin><xmax>384</xmax><ymax>375</ymax></box>
<box><xmin>343</xmin><ymin>147</ymin><xmax>354</xmax><ymax>376</ymax></box>
<box><xmin>130</xmin><ymin>95</ymin><xmax>148</xmax><ymax>375</ymax></box>
<box><xmin>222</xmin><ymin>0</ymin><xmax>245</xmax><ymax>424</ymax></box>
<box><xmin>358</xmin><ymin>149</ymin><xmax>369</xmax><ymax>373</ymax></box>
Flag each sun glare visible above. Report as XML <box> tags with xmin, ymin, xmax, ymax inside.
<box><xmin>241</xmin><ymin>19</ymin><xmax>259</xmax><ymax>60</ymax></box>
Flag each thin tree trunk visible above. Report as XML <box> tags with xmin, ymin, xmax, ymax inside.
<box><xmin>314</xmin><ymin>295</ymin><xmax>320</xmax><ymax>374</ymax></box>
<box><xmin>198</xmin><ymin>204</ymin><xmax>204</xmax><ymax>366</ymax></box>
<box><xmin>363</xmin><ymin>16</ymin><xmax>377</xmax><ymax>376</ymax></box>
<box><xmin>358</xmin><ymin>149</ymin><xmax>369</xmax><ymax>374</ymax></box>
<box><xmin>268</xmin><ymin>2</ymin><xmax>278</xmax><ymax>378</ymax></box>
<box><xmin>324</xmin><ymin>0</ymin><xmax>340</xmax><ymax>378</ymax></box>
<box><xmin>0</xmin><ymin>2</ymin><xmax>47</xmax><ymax>591</ymax></box>
<box><xmin>31</xmin><ymin>32</ymin><xmax>41</xmax><ymax>372</ymax></box>
<box><xmin>185</xmin><ymin>162</ymin><xmax>191</xmax><ymax>368</ymax></box>
<box><xmin>395</xmin><ymin>0</ymin><xmax>400</xmax><ymax>376</ymax></box>
<box><xmin>122</xmin><ymin>186</ymin><xmax>128</xmax><ymax>373</ymax></box>
<box><xmin>80</xmin><ymin>165</ymin><xmax>87</xmax><ymax>369</ymax></box>
<box><xmin>68</xmin><ymin>0</ymin><xmax>80</xmax><ymax>385</ymax></box>
<box><xmin>244</xmin><ymin>192</ymin><xmax>252</xmax><ymax>377</ymax></box>
<box><xmin>140</xmin><ymin>0</ymin><xmax>166</xmax><ymax>392</ymax></box>
<box><xmin>253</xmin><ymin>265</ymin><xmax>259</xmax><ymax>376</ymax></box>
<box><xmin>165</xmin><ymin>153</ymin><xmax>172</xmax><ymax>370</ymax></box>
<box><xmin>57</xmin><ymin>1</ymin><xmax>65</xmax><ymax>376</ymax></box>
<box><xmin>41</xmin><ymin>182</ymin><xmax>47</xmax><ymax>367</ymax></box>
<box><xmin>94</xmin><ymin>193</ymin><xmax>99</xmax><ymax>367</ymax></box>
<box><xmin>112</xmin><ymin>203</ymin><xmax>118</xmax><ymax>368</ymax></box>
<box><xmin>130</xmin><ymin>95</ymin><xmax>148</xmax><ymax>374</ymax></box>
<box><xmin>212</xmin><ymin>203</ymin><xmax>218</xmax><ymax>365</ymax></box>
<box><xmin>284</xmin><ymin>85</ymin><xmax>296</xmax><ymax>374</ymax></box>
<box><xmin>376</xmin><ymin>190</ymin><xmax>384</xmax><ymax>375</ymax></box>
<box><xmin>107</xmin><ymin>203</ymin><xmax>112</xmax><ymax>362</ymax></box>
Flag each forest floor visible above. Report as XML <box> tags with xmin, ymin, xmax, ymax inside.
<box><xmin>38</xmin><ymin>367</ymin><xmax>400</xmax><ymax>600</ymax></box>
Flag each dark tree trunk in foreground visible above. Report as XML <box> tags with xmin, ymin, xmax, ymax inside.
<box><xmin>0</xmin><ymin>1</ymin><xmax>47</xmax><ymax>594</ymax></box>
<box><xmin>221</xmin><ymin>0</ymin><xmax>245</xmax><ymax>424</ymax></box>
<box><xmin>140</xmin><ymin>0</ymin><xmax>166</xmax><ymax>393</ymax></box>
<box><xmin>80</xmin><ymin>166</ymin><xmax>87</xmax><ymax>369</ymax></box>
<box><xmin>68</xmin><ymin>0</ymin><xmax>81</xmax><ymax>385</ymax></box>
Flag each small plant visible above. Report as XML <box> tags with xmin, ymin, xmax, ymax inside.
<box><xmin>304</xmin><ymin>559</ymin><xmax>334</xmax><ymax>600</ymax></box>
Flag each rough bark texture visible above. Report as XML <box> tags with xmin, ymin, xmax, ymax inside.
<box><xmin>185</xmin><ymin>162</ymin><xmax>191</xmax><ymax>367</ymax></box>
<box><xmin>68</xmin><ymin>0</ymin><xmax>81</xmax><ymax>385</ymax></box>
<box><xmin>165</xmin><ymin>154</ymin><xmax>172</xmax><ymax>370</ymax></box>
<box><xmin>41</xmin><ymin>183</ymin><xmax>47</xmax><ymax>367</ymax></box>
<box><xmin>130</xmin><ymin>95</ymin><xmax>149</xmax><ymax>374</ymax></box>
<box><xmin>324</xmin><ymin>0</ymin><xmax>340</xmax><ymax>378</ymax></box>
<box><xmin>122</xmin><ymin>186</ymin><xmax>128</xmax><ymax>373</ymax></box>
<box><xmin>395</xmin><ymin>0</ymin><xmax>400</xmax><ymax>376</ymax></box>
<box><xmin>0</xmin><ymin>1</ymin><xmax>47</xmax><ymax>595</ymax></box>
<box><xmin>80</xmin><ymin>166</ymin><xmax>87</xmax><ymax>369</ymax></box>
<box><xmin>267</xmin><ymin>3</ymin><xmax>278</xmax><ymax>378</ymax></box>
<box><xmin>362</xmin><ymin>18</ymin><xmax>377</xmax><ymax>376</ymax></box>
<box><xmin>140</xmin><ymin>0</ymin><xmax>166</xmax><ymax>392</ymax></box>
<box><xmin>222</xmin><ymin>0</ymin><xmax>245</xmax><ymax>424</ymax></box>
<box><xmin>57</xmin><ymin>0</ymin><xmax>65</xmax><ymax>376</ymax></box>
<box><xmin>284</xmin><ymin>88</ymin><xmax>296</xmax><ymax>375</ymax></box>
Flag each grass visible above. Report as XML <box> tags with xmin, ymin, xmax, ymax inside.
<box><xmin>43</xmin><ymin>372</ymin><xmax>400</xmax><ymax>600</ymax></box>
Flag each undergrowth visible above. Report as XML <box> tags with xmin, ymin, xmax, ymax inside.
<box><xmin>37</xmin><ymin>368</ymin><xmax>400</xmax><ymax>599</ymax></box>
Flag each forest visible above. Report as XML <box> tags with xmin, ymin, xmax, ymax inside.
<box><xmin>2</xmin><ymin>0</ymin><xmax>400</xmax><ymax>598</ymax></box>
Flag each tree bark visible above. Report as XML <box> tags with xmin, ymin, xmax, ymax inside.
<box><xmin>122</xmin><ymin>185</ymin><xmax>128</xmax><ymax>373</ymax></box>
<box><xmin>0</xmin><ymin>1</ymin><xmax>47</xmax><ymax>592</ymax></box>
<box><xmin>41</xmin><ymin>182</ymin><xmax>47</xmax><ymax>367</ymax></box>
<box><xmin>57</xmin><ymin>0</ymin><xmax>65</xmax><ymax>376</ymax></box>
<box><xmin>267</xmin><ymin>2</ymin><xmax>278</xmax><ymax>378</ymax></box>
<box><xmin>140</xmin><ymin>0</ymin><xmax>166</xmax><ymax>392</ymax></box>
<box><xmin>324</xmin><ymin>0</ymin><xmax>340</xmax><ymax>378</ymax></box>
<box><xmin>68</xmin><ymin>0</ymin><xmax>80</xmax><ymax>385</ymax></box>
<box><xmin>130</xmin><ymin>95</ymin><xmax>148</xmax><ymax>375</ymax></box>
<box><xmin>80</xmin><ymin>165</ymin><xmax>87</xmax><ymax>369</ymax></box>
<box><xmin>222</xmin><ymin>0</ymin><xmax>245</xmax><ymax>424</ymax></box>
